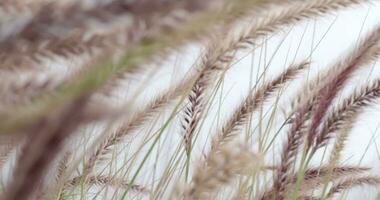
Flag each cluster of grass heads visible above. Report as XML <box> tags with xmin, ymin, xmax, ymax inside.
<box><xmin>0</xmin><ymin>0</ymin><xmax>380</xmax><ymax>199</ymax></box>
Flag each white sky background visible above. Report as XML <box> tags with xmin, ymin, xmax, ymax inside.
<box><xmin>109</xmin><ymin>2</ymin><xmax>380</xmax><ymax>199</ymax></box>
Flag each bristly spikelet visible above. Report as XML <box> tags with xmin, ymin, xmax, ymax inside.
<box><xmin>307</xmin><ymin>24</ymin><xmax>380</xmax><ymax>150</ymax></box>
<box><xmin>294</xmin><ymin>166</ymin><xmax>370</xmax><ymax>197</ymax></box>
<box><xmin>0</xmin><ymin>0</ymin><xmax>197</xmax><ymax>71</ymax></box>
<box><xmin>228</xmin><ymin>0</ymin><xmax>369</xmax><ymax>54</ymax></box>
<box><xmin>67</xmin><ymin>175</ymin><xmax>149</xmax><ymax>194</ymax></box>
<box><xmin>185</xmin><ymin>144</ymin><xmax>262</xmax><ymax>200</ymax></box>
<box><xmin>325</xmin><ymin>176</ymin><xmax>380</xmax><ymax>199</ymax></box>
<box><xmin>55</xmin><ymin>152</ymin><xmax>71</xmax><ymax>183</ymax></box>
<box><xmin>181</xmin><ymin>38</ymin><xmax>231</xmax><ymax>155</ymax></box>
<box><xmin>261</xmin><ymin>166</ymin><xmax>370</xmax><ymax>199</ymax></box>
<box><xmin>315</xmin><ymin>78</ymin><xmax>380</xmax><ymax>150</ymax></box>
<box><xmin>0</xmin><ymin>76</ymin><xmax>56</xmax><ymax>108</ymax></box>
<box><xmin>212</xmin><ymin>61</ymin><xmax>310</xmax><ymax>150</ymax></box>
<box><xmin>272</xmin><ymin>24</ymin><xmax>380</xmax><ymax>200</ymax></box>
<box><xmin>182</xmin><ymin>81</ymin><xmax>204</xmax><ymax>154</ymax></box>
